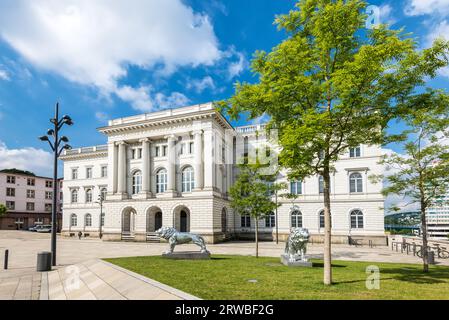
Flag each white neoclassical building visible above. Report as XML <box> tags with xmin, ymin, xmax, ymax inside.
<box><xmin>60</xmin><ymin>103</ymin><xmax>386</xmax><ymax>244</ymax></box>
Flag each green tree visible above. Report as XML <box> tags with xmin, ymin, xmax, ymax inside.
<box><xmin>0</xmin><ymin>204</ymin><xmax>7</xmax><ymax>217</ymax></box>
<box><xmin>219</xmin><ymin>0</ymin><xmax>449</xmax><ymax>285</ymax></box>
<box><xmin>230</xmin><ymin>160</ymin><xmax>280</xmax><ymax>258</ymax></box>
<box><xmin>371</xmin><ymin>90</ymin><xmax>449</xmax><ymax>272</ymax></box>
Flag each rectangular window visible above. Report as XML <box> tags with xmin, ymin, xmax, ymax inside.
<box><xmin>45</xmin><ymin>191</ymin><xmax>53</xmax><ymax>200</ymax></box>
<box><xmin>27</xmin><ymin>178</ymin><xmax>35</xmax><ymax>186</ymax></box>
<box><xmin>6</xmin><ymin>188</ymin><xmax>15</xmax><ymax>197</ymax></box>
<box><xmin>27</xmin><ymin>190</ymin><xmax>35</xmax><ymax>199</ymax></box>
<box><xmin>162</xmin><ymin>145</ymin><xmax>168</xmax><ymax>157</ymax></box>
<box><xmin>45</xmin><ymin>180</ymin><xmax>53</xmax><ymax>188</ymax></box>
<box><xmin>241</xmin><ymin>215</ymin><xmax>251</xmax><ymax>228</ymax></box>
<box><xmin>72</xmin><ymin>168</ymin><xmax>78</xmax><ymax>180</ymax></box>
<box><xmin>26</xmin><ymin>202</ymin><xmax>35</xmax><ymax>211</ymax></box>
<box><xmin>6</xmin><ymin>176</ymin><xmax>15</xmax><ymax>184</ymax></box>
<box><xmin>86</xmin><ymin>167</ymin><xmax>93</xmax><ymax>179</ymax></box>
<box><xmin>45</xmin><ymin>203</ymin><xmax>52</xmax><ymax>212</ymax></box>
<box><xmin>155</xmin><ymin>146</ymin><xmax>160</xmax><ymax>157</ymax></box>
<box><xmin>101</xmin><ymin>166</ymin><xmax>108</xmax><ymax>178</ymax></box>
<box><xmin>6</xmin><ymin>201</ymin><xmax>15</xmax><ymax>210</ymax></box>
<box><xmin>36</xmin><ymin>217</ymin><xmax>44</xmax><ymax>224</ymax></box>
<box><xmin>189</xmin><ymin>142</ymin><xmax>194</xmax><ymax>154</ymax></box>
<box><xmin>290</xmin><ymin>181</ymin><xmax>302</xmax><ymax>195</ymax></box>
<box><xmin>180</xmin><ymin>143</ymin><xmax>186</xmax><ymax>155</ymax></box>
<box><xmin>350</xmin><ymin>146</ymin><xmax>361</xmax><ymax>158</ymax></box>
<box><xmin>265</xmin><ymin>214</ymin><xmax>276</xmax><ymax>228</ymax></box>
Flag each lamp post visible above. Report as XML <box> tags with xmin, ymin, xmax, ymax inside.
<box><xmin>96</xmin><ymin>194</ymin><xmax>104</xmax><ymax>239</ymax></box>
<box><xmin>39</xmin><ymin>103</ymin><xmax>73</xmax><ymax>266</ymax></box>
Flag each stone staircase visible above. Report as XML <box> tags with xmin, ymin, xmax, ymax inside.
<box><xmin>121</xmin><ymin>232</ymin><xmax>135</xmax><ymax>242</ymax></box>
<box><xmin>146</xmin><ymin>232</ymin><xmax>161</xmax><ymax>243</ymax></box>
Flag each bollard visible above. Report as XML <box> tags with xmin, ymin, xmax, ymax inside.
<box><xmin>4</xmin><ymin>249</ymin><xmax>8</xmax><ymax>270</ymax></box>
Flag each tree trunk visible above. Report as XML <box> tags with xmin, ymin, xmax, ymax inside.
<box><xmin>323</xmin><ymin>166</ymin><xmax>332</xmax><ymax>285</ymax></box>
<box><xmin>420</xmin><ymin>201</ymin><xmax>429</xmax><ymax>273</ymax></box>
<box><xmin>255</xmin><ymin>218</ymin><xmax>259</xmax><ymax>258</ymax></box>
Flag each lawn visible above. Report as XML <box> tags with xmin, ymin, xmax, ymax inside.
<box><xmin>105</xmin><ymin>255</ymin><xmax>449</xmax><ymax>300</ymax></box>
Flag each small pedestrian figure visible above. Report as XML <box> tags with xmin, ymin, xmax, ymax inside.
<box><xmin>78</xmin><ymin>231</ymin><xmax>82</xmax><ymax>240</ymax></box>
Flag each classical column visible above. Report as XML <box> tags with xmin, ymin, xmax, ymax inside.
<box><xmin>140</xmin><ymin>138</ymin><xmax>152</xmax><ymax>197</ymax></box>
<box><xmin>107</xmin><ymin>142</ymin><xmax>118</xmax><ymax>194</ymax></box>
<box><xmin>193</xmin><ymin>130</ymin><xmax>203</xmax><ymax>190</ymax></box>
<box><xmin>203</xmin><ymin>129</ymin><xmax>214</xmax><ymax>190</ymax></box>
<box><xmin>166</xmin><ymin>134</ymin><xmax>177</xmax><ymax>193</ymax></box>
<box><xmin>117</xmin><ymin>141</ymin><xmax>127</xmax><ymax>195</ymax></box>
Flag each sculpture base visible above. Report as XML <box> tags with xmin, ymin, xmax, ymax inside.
<box><xmin>280</xmin><ymin>254</ymin><xmax>313</xmax><ymax>267</ymax></box>
<box><xmin>162</xmin><ymin>251</ymin><xmax>211</xmax><ymax>260</ymax></box>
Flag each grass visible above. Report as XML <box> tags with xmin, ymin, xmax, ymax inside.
<box><xmin>105</xmin><ymin>255</ymin><xmax>449</xmax><ymax>300</ymax></box>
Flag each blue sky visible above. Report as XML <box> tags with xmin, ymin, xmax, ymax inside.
<box><xmin>0</xmin><ymin>0</ymin><xmax>448</xmax><ymax>178</ymax></box>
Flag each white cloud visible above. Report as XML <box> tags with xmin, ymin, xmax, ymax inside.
<box><xmin>405</xmin><ymin>0</ymin><xmax>449</xmax><ymax>16</ymax></box>
<box><xmin>379</xmin><ymin>4</ymin><xmax>397</xmax><ymax>26</ymax></box>
<box><xmin>95</xmin><ymin>111</ymin><xmax>109</xmax><ymax>123</ymax></box>
<box><xmin>0</xmin><ymin>0</ymin><xmax>222</xmax><ymax>110</ymax></box>
<box><xmin>0</xmin><ymin>141</ymin><xmax>53</xmax><ymax>177</ymax></box>
<box><xmin>226</xmin><ymin>49</ymin><xmax>247</xmax><ymax>80</ymax></box>
<box><xmin>0</xmin><ymin>69</ymin><xmax>9</xmax><ymax>81</ymax></box>
<box><xmin>186</xmin><ymin>76</ymin><xmax>216</xmax><ymax>93</ymax></box>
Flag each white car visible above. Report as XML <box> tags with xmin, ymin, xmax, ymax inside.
<box><xmin>36</xmin><ymin>225</ymin><xmax>52</xmax><ymax>233</ymax></box>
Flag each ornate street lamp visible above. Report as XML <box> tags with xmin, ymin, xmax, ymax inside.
<box><xmin>39</xmin><ymin>103</ymin><xmax>73</xmax><ymax>266</ymax></box>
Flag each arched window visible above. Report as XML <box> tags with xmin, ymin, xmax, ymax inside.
<box><xmin>156</xmin><ymin>168</ymin><xmax>167</xmax><ymax>193</ymax></box>
<box><xmin>319</xmin><ymin>210</ymin><xmax>332</xmax><ymax>228</ymax></box>
<box><xmin>85</xmin><ymin>214</ymin><xmax>92</xmax><ymax>227</ymax></box>
<box><xmin>291</xmin><ymin>210</ymin><xmax>302</xmax><ymax>228</ymax></box>
<box><xmin>221</xmin><ymin>208</ymin><xmax>227</xmax><ymax>233</ymax></box>
<box><xmin>350</xmin><ymin>210</ymin><xmax>364</xmax><ymax>229</ymax></box>
<box><xmin>85</xmin><ymin>189</ymin><xmax>93</xmax><ymax>203</ymax></box>
<box><xmin>132</xmin><ymin>171</ymin><xmax>142</xmax><ymax>195</ymax></box>
<box><xmin>349</xmin><ymin>172</ymin><xmax>363</xmax><ymax>193</ymax></box>
<box><xmin>182</xmin><ymin>166</ymin><xmax>195</xmax><ymax>192</ymax></box>
<box><xmin>71</xmin><ymin>189</ymin><xmax>78</xmax><ymax>203</ymax></box>
<box><xmin>70</xmin><ymin>214</ymin><xmax>77</xmax><ymax>227</ymax></box>
<box><xmin>100</xmin><ymin>188</ymin><xmax>107</xmax><ymax>201</ymax></box>
<box><xmin>265</xmin><ymin>212</ymin><xmax>276</xmax><ymax>228</ymax></box>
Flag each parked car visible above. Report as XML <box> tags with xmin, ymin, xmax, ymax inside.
<box><xmin>28</xmin><ymin>225</ymin><xmax>42</xmax><ymax>232</ymax></box>
<box><xmin>36</xmin><ymin>225</ymin><xmax>52</xmax><ymax>233</ymax></box>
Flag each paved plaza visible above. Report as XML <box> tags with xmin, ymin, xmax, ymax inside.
<box><xmin>1</xmin><ymin>231</ymin><xmax>447</xmax><ymax>300</ymax></box>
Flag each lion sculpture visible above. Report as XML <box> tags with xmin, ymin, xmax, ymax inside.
<box><xmin>155</xmin><ymin>227</ymin><xmax>209</xmax><ymax>254</ymax></box>
<box><xmin>285</xmin><ymin>228</ymin><xmax>310</xmax><ymax>262</ymax></box>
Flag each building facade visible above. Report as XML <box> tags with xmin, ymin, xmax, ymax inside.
<box><xmin>427</xmin><ymin>196</ymin><xmax>449</xmax><ymax>239</ymax></box>
<box><xmin>0</xmin><ymin>170</ymin><xmax>62</xmax><ymax>230</ymax></box>
<box><xmin>60</xmin><ymin>103</ymin><xmax>386</xmax><ymax>244</ymax></box>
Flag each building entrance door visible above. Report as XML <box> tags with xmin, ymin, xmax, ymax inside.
<box><xmin>155</xmin><ymin>212</ymin><xmax>162</xmax><ymax>230</ymax></box>
<box><xmin>180</xmin><ymin>211</ymin><xmax>187</xmax><ymax>232</ymax></box>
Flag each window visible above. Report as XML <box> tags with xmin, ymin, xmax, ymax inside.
<box><xmin>350</xmin><ymin>210</ymin><xmax>364</xmax><ymax>229</ymax></box>
<box><xmin>70</xmin><ymin>214</ymin><xmax>77</xmax><ymax>227</ymax></box>
<box><xmin>265</xmin><ymin>181</ymin><xmax>274</xmax><ymax>196</ymax></box>
<box><xmin>156</xmin><ymin>169</ymin><xmax>168</xmax><ymax>193</ymax></box>
<box><xmin>162</xmin><ymin>145</ymin><xmax>168</xmax><ymax>157</ymax></box>
<box><xmin>290</xmin><ymin>181</ymin><xmax>302</xmax><ymax>195</ymax></box>
<box><xmin>45</xmin><ymin>191</ymin><xmax>53</xmax><ymax>200</ymax></box>
<box><xmin>319</xmin><ymin>210</ymin><xmax>332</xmax><ymax>228</ymax></box>
<box><xmin>71</xmin><ymin>189</ymin><xmax>78</xmax><ymax>203</ymax></box>
<box><xmin>100</xmin><ymin>188</ymin><xmax>107</xmax><ymax>201</ymax></box>
<box><xmin>182</xmin><ymin>166</ymin><xmax>195</xmax><ymax>192</ymax></box>
<box><xmin>45</xmin><ymin>181</ymin><xmax>53</xmax><ymax>188</ymax></box>
<box><xmin>180</xmin><ymin>143</ymin><xmax>186</xmax><ymax>155</ymax></box>
<box><xmin>221</xmin><ymin>208</ymin><xmax>227</xmax><ymax>233</ymax></box>
<box><xmin>36</xmin><ymin>218</ymin><xmax>44</xmax><ymax>224</ymax></box>
<box><xmin>132</xmin><ymin>148</ymin><xmax>142</xmax><ymax>159</ymax></box>
<box><xmin>6</xmin><ymin>188</ymin><xmax>15</xmax><ymax>197</ymax></box>
<box><xmin>27</xmin><ymin>190</ymin><xmax>35</xmax><ymax>199</ymax></box>
<box><xmin>155</xmin><ymin>146</ymin><xmax>160</xmax><ymax>157</ymax></box>
<box><xmin>132</xmin><ymin>171</ymin><xmax>142</xmax><ymax>194</ymax></box>
<box><xmin>85</xmin><ymin>189</ymin><xmax>93</xmax><ymax>203</ymax></box>
<box><xmin>350</xmin><ymin>146</ymin><xmax>361</xmax><ymax>158</ymax></box>
<box><xmin>86</xmin><ymin>167</ymin><xmax>93</xmax><ymax>179</ymax></box>
<box><xmin>45</xmin><ymin>204</ymin><xmax>52</xmax><ymax>212</ymax></box>
<box><xmin>85</xmin><ymin>214</ymin><xmax>92</xmax><ymax>227</ymax></box>
<box><xmin>72</xmin><ymin>168</ymin><xmax>78</xmax><ymax>180</ymax></box>
<box><xmin>349</xmin><ymin>172</ymin><xmax>363</xmax><ymax>193</ymax></box>
<box><xmin>189</xmin><ymin>142</ymin><xmax>194</xmax><ymax>154</ymax></box>
<box><xmin>26</xmin><ymin>202</ymin><xmax>35</xmax><ymax>211</ymax></box>
<box><xmin>319</xmin><ymin>176</ymin><xmax>324</xmax><ymax>194</ymax></box>
<box><xmin>101</xmin><ymin>213</ymin><xmax>105</xmax><ymax>227</ymax></box>
<box><xmin>6</xmin><ymin>201</ymin><xmax>15</xmax><ymax>210</ymax></box>
<box><xmin>6</xmin><ymin>176</ymin><xmax>15</xmax><ymax>184</ymax></box>
<box><xmin>101</xmin><ymin>166</ymin><xmax>108</xmax><ymax>178</ymax></box>
<box><xmin>265</xmin><ymin>212</ymin><xmax>276</xmax><ymax>228</ymax></box>
<box><xmin>241</xmin><ymin>215</ymin><xmax>251</xmax><ymax>228</ymax></box>
<box><xmin>27</xmin><ymin>178</ymin><xmax>35</xmax><ymax>186</ymax></box>
<box><xmin>291</xmin><ymin>210</ymin><xmax>302</xmax><ymax>228</ymax></box>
